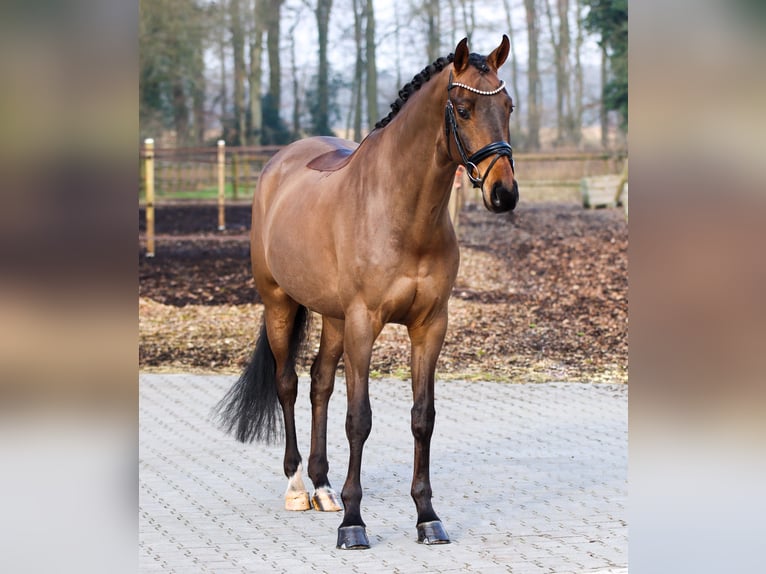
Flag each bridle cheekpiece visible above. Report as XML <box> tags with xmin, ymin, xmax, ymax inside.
<box><xmin>445</xmin><ymin>70</ymin><xmax>514</xmax><ymax>190</ymax></box>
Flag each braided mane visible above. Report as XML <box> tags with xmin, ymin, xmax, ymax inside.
<box><xmin>374</xmin><ymin>52</ymin><xmax>491</xmax><ymax>130</ymax></box>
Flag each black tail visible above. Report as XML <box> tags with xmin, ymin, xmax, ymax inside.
<box><xmin>213</xmin><ymin>305</ymin><xmax>311</xmax><ymax>444</ymax></box>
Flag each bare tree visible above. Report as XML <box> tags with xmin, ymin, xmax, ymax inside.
<box><xmin>524</xmin><ymin>0</ymin><xmax>541</xmax><ymax>150</ymax></box>
<box><xmin>218</xmin><ymin>0</ymin><xmax>229</xmax><ymax>135</ymax></box>
<box><xmin>600</xmin><ymin>43</ymin><xmax>608</xmax><ymax>148</ymax></box>
<box><xmin>364</xmin><ymin>0</ymin><xmax>378</xmax><ymax>132</ymax></box>
<box><xmin>446</xmin><ymin>0</ymin><xmax>458</xmax><ymax>48</ymax></box>
<box><xmin>230</xmin><ymin>0</ymin><xmax>247</xmax><ymax>144</ymax></box>
<box><xmin>425</xmin><ymin>0</ymin><xmax>440</xmax><ymax>61</ymax></box>
<box><xmin>248</xmin><ymin>0</ymin><xmax>265</xmax><ymax>145</ymax></box>
<box><xmin>266</xmin><ymin>0</ymin><xmax>283</xmax><ymax>112</ymax></box>
<box><xmin>287</xmin><ymin>5</ymin><xmax>303</xmax><ymax>137</ymax></box>
<box><xmin>502</xmin><ymin>0</ymin><xmax>523</xmax><ymax>142</ymax></box>
<box><xmin>459</xmin><ymin>0</ymin><xmax>476</xmax><ymax>46</ymax></box>
<box><xmin>393</xmin><ymin>0</ymin><xmax>402</xmax><ymax>87</ymax></box>
<box><xmin>557</xmin><ymin>0</ymin><xmax>572</xmax><ymax>144</ymax></box>
<box><xmin>543</xmin><ymin>0</ymin><xmax>571</xmax><ymax>146</ymax></box>
<box><xmin>572</xmin><ymin>0</ymin><xmax>584</xmax><ymax>146</ymax></box>
<box><xmin>192</xmin><ymin>44</ymin><xmax>206</xmax><ymax>144</ymax></box>
<box><xmin>351</xmin><ymin>0</ymin><xmax>364</xmax><ymax>140</ymax></box>
<box><xmin>314</xmin><ymin>0</ymin><xmax>334</xmax><ymax>135</ymax></box>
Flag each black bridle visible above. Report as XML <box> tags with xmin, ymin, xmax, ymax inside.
<box><xmin>445</xmin><ymin>71</ymin><xmax>515</xmax><ymax>190</ymax></box>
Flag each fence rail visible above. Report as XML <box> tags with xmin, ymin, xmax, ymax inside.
<box><xmin>138</xmin><ymin>144</ymin><xmax>625</xmax><ymax>199</ymax></box>
<box><xmin>139</xmin><ymin>140</ymin><xmax>626</xmax><ymax>256</ymax></box>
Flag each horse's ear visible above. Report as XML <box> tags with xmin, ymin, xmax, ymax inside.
<box><xmin>453</xmin><ymin>37</ymin><xmax>470</xmax><ymax>74</ymax></box>
<box><xmin>487</xmin><ymin>35</ymin><xmax>510</xmax><ymax>71</ymax></box>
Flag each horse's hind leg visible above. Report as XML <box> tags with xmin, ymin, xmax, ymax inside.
<box><xmin>263</xmin><ymin>295</ymin><xmax>310</xmax><ymax>510</ymax></box>
<box><xmin>307</xmin><ymin>316</ymin><xmax>344</xmax><ymax>512</ymax></box>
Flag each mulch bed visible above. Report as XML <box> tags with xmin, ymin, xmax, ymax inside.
<box><xmin>139</xmin><ymin>201</ymin><xmax>627</xmax><ymax>383</ymax></box>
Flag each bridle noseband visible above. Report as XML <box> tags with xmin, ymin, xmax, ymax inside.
<box><xmin>445</xmin><ymin>71</ymin><xmax>514</xmax><ymax>190</ymax></box>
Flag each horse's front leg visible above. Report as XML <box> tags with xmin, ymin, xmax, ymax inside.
<box><xmin>408</xmin><ymin>313</ymin><xmax>451</xmax><ymax>544</ymax></box>
<box><xmin>336</xmin><ymin>308</ymin><xmax>381</xmax><ymax>549</ymax></box>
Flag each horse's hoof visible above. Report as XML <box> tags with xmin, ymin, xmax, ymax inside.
<box><xmin>311</xmin><ymin>487</ymin><xmax>343</xmax><ymax>512</ymax></box>
<box><xmin>284</xmin><ymin>491</ymin><xmax>310</xmax><ymax>511</ymax></box>
<box><xmin>416</xmin><ymin>520</ymin><xmax>450</xmax><ymax>545</ymax></box>
<box><xmin>336</xmin><ymin>525</ymin><xmax>370</xmax><ymax>549</ymax></box>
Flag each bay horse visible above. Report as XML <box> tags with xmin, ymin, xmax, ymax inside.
<box><xmin>215</xmin><ymin>36</ymin><xmax>518</xmax><ymax>550</ymax></box>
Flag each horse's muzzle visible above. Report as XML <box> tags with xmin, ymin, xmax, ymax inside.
<box><xmin>488</xmin><ymin>179</ymin><xmax>519</xmax><ymax>212</ymax></box>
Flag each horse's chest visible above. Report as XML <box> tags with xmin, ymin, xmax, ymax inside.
<box><xmin>367</xmin><ymin>253</ymin><xmax>458</xmax><ymax>323</ymax></box>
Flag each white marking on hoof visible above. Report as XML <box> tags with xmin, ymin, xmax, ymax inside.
<box><xmin>284</xmin><ymin>463</ymin><xmax>310</xmax><ymax>511</ymax></box>
<box><xmin>311</xmin><ymin>486</ymin><xmax>343</xmax><ymax>512</ymax></box>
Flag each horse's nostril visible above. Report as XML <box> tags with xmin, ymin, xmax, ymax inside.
<box><xmin>491</xmin><ymin>188</ymin><xmax>503</xmax><ymax>208</ymax></box>
<box><xmin>490</xmin><ymin>181</ymin><xmax>518</xmax><ymax>212</ymax></box>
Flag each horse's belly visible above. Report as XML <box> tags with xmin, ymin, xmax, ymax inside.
<box><xmin>262</xmin><ymin>214</ymin><xmax>344</xmax><ymax>318</ymax></box>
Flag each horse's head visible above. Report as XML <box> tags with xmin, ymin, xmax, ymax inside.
<box><xmin>446</xmin><ymin>36</ymin><xmax>518</xmax><ymax>213</ymax></box>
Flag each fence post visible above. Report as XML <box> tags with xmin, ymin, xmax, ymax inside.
<box><xmin>144</xmin><ymin>138</ymin><xmax>155</xmax><ymax>258</ymax></box>
<box><xmin>217</xmin><ymin>139</ymin><xmax>226</xmax><ymax>231</ymax></box>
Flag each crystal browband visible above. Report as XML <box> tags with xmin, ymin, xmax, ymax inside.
<box><xmin>447</xmin><ymin>80</ymin><xmax>506</xmax><ymax>96</ymax></box>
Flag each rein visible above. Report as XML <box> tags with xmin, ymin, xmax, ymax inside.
<box><xmin>445</xmin><ymin>71</ymin><xmax>514</xmax><ymax>190</ymax></box>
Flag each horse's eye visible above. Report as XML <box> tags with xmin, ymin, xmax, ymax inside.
<box><xmin>457</xmin><ymin>107</ymin><xmax>470</xmax><ymax>120</ymax></box>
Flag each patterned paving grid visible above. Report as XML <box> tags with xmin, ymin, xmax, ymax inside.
<box><xmin>140</xmin><ymin>374</ymin><xmax>627</xmax><ymax>573</ymax></box>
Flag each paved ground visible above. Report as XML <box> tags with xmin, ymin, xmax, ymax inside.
<box><xmin>139</xmin><ymin>374</ymin><xmax>627</xmax><ymax>573</ymax></box>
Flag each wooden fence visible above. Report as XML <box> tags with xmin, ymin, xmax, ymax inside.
<box><xmin>139</xmin><ymin>139</ymin><xmax>626</xmax><ymax>256</ymax></box>
<box><xmin>139</xmin><ymin>140</ymin><xmax>284</xmax><ymax>256</ymax></box>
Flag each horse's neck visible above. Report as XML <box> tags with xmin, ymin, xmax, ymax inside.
<box><xmin>365</xmin><ymin>72</ymin><xmax>456</xmax><ymax>225</ymax></box>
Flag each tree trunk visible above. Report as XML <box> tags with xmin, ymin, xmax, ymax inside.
<box><xmin>346</xmin><ymin>74</ymin><xmax>359</xmax><ymax>139</ymax></box>
<box><xmin>572</xmin><ymin>0</ymin><xmax>584</xmax><ymax>146</ymax></box>
<box><xmin>288</xmin><ymin>6</ymin><xmax>302</xmax><ymax>138</ymax></box>
<box><xmin>266</xmin><ymin>0</ymin><xmax>282</xmax><ymax>113</ymax></box>
<box><xmin>248</xmin><ymin>0</ymin><xmax>265</xmax><ymax>145</ymax></box>
<box><xmin>219</xmin><ymin>1</ymin><xmax>228</xmax><ymax>137</ymax></box>
<box><xmin>364</xmin><ymin>0</ymin><xmax>378</xmax><ymax>132</ymax></box>
<box><xmin>524</xmin><ymin>0</ymin><xmax>541</xmax><ymax>150</ymax></box>
<box><xmin>600</xmin><ymin>44</ymin><xmax>609</xmax><ymax>149</ymax></box>
<box><xmin>459</xmin><ymin>0</ymin><xmax>476</xmax><ymax>46</ymax></box>
<box><xmin>394</xmin><ymin>0</ymin><xmax>402</xmax><ymax>87</ymax></box>
<box><xmin>447</xmin><ymin>0</ymin><xmax>457</xmax><ymax>48</ymax></box>
<box><xmin>181</xmin><ymin>0</ymin><xmax>207</xmax><ymax>145</ymax></box>
<box><xmin>502</xmin><ymin>0</ymin><xmax>523</xmax><ymax>143</ymax></box>
<box><xmin>192</xmin><ymin>29</ymin><xmax>206</xmax><ymax>145</ymax></box>
<box><xmin>544</xmin><ymin>0</ymin><xmax>568</xmax><ymax>146</ymax></box>
<box><xmin>315</xmin><ymin>0</ymin><xmax>333</xmax><ymax>135</ymax></box>
<box><xmin>172</xmin><ymin>77</ymin><xmax>190</xmax><ymax>145</ymax></box>
<box><xmin>230</xmin><ymin>0</ymin><xmax>247</xmax><ymax>145</ymax></box>
<box><xmin>351</xmin><ymin>0</ymin><xmax>364</xmax><ymax>140</ymax></box>
<box><xmin>557</xmin><ymin>0</ymin><xmax>572</xmax><ymax>144</ymax></box>
<box><xmin>426</xmin><ymin>0</ymin><xmax>440</xmax><ymax>62</ymax></box>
